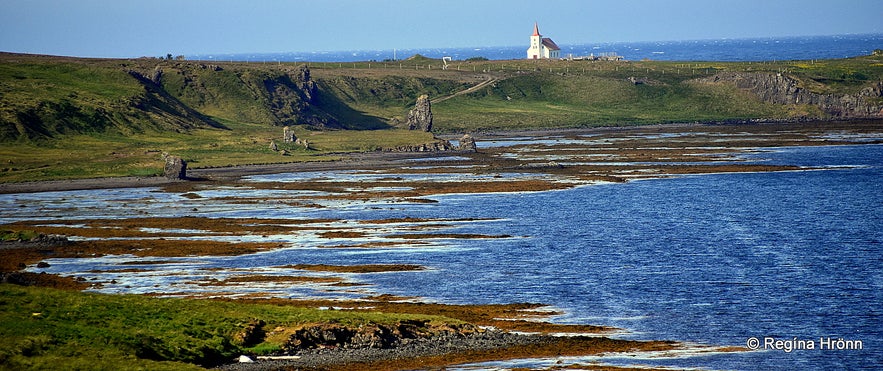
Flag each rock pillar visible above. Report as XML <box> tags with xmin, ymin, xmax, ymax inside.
<box><xmin>163</xmin><ymin>155</ymin><xmax>187</xmax><ymax>180</ymax></box>
<box><xmin>407</xmin><ymin>94</ymin><xmax>433</xmax><ymax>132</ymax></box>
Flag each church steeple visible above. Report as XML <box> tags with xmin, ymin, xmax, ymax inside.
<box><xmin>526</xmin><ymin>22</ymin><xmax>560</xmax><ymax>60</ymax></box>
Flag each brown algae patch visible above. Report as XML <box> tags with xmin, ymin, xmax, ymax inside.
<box><xmin>318</xmin><ymin>230</ymin><xmax>370</xmax><ymax>239</ymax></box>
<box><xmin>358</xmin><ymin>217</ymin><xmax>498</xmax><ymax>224</ymax></box>
<box><xmin>238</xmin><ymin>298</ymin><xmax>617</xmax><ymax>335</ymax></box>
<box><xmin>192</xmin><ymin>275</ymin><xmax>347</xmax><ymax>286</ymax></box>
<box><xmin>279</xmin><ymin>264</ymin><xmax>427</xmax><ymax>273</ymax></box>
<box><xmin>3</xmin><ymin>217</ymin><xmax>342</xmax><ymax>239</ymax></box>
<box><xmin>320</xmin><ymin>241</ymin><xmax>431</xmax><ymax>249</ymax></box>
<box><xmin>388</xmin><ymin>233</ymin><xmax>513</xmax><ymax>239</ymax></box>
<box><xmin>337</xmin><ymin>337</ymin><xmax>680</xmax><ymax>371</ymax></box>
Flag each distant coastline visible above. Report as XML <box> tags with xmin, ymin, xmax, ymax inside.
<box><xmin>190</xmin><ymin>33</ymin><xmax>883</xmax><ymax>63</ymax></box>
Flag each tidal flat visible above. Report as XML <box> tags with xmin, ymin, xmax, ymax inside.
<box><xmin>2</xmin><ymin>120</ymin><xmax>881</xmax><ymax>370</ymax></box>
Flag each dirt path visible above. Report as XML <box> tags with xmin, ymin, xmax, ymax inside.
<box><xmin>431</xmin><ymin>76</ymin><xmax>497</xmax><ymax>104</ymax></box>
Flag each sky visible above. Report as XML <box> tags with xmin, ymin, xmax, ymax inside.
<box><xmin>1</xmin><ymin>0</ymin><xmax>881</xmax><ymax>58</ymax></box>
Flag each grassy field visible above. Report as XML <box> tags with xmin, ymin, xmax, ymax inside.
<box><xmin>0</xmin><ymin>284</ymin><xmax>454</xmax><ymax>370</ymax></box>
<box><xmin>0</xmin><ymin>123</ymin><xmax>436</xmax><ymax>183</ymax></box>
<box><xmin>432</xmin><ymin>73</ymin><xmax>797</xmax><ymax>131</ymax></box>
<box><xmin>1</xmin><ymin>52</ymin><xmax>881</xmax><ymax>183</ymax></box>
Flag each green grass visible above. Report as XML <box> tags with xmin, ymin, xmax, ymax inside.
<box><xmin>432</xmin><ymin>72</ymin><xmax>795</xmax><ymax>131</ymax></box>
<box><xmin>0</xmin><ymin>230</ymin><xmax>40</xmax><ymax>241</ymax></box>
<box><xmin>0</xmin><ymin>120</ymin><xmax>437</xmax><ymax>182</ymax></box>
<box><xmin>0</xmin><ymin>284</ymin><xmax>455</xmax><ymax>370</ymax></box>
<box><xmin>0</xmin><ymin>62</ymin><xmax>141</xmax><ymax>104</ymax></box>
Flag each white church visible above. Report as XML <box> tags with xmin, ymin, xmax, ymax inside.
<box><xmin>526</xmin><ymin>22</ymin><xmax>560</xmax><ymax>59</ymax></box>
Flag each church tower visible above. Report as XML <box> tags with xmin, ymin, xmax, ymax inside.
<box><xmin>527</xmin><ymin>22</ymin><xmax>542</xmax><ymax>59</ymax></box>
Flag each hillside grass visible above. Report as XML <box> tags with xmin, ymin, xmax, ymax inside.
<box><xmin>432</xmin><ymin>73</ymin><xmax>794</xmax><ymax>131</ymax></box>
<box><xmin>0</xmin><ymin>284</ymin><xmax>453</xmax><ymax>370</ymax></box>
<box><xmin>311</xmin><ymin>54</ymin><xmax>881</xmax><ymax>132</ymax></box>
<box><xmin>0</xmin><ymin>120</ymin><xmax>436</xmax><ymax>183</ymax></box>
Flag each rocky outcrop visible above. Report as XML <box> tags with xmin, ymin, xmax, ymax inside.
<box><xmin>282</xmin><ymin>126</ymin><xmax>296</xmax><ymax>142</ymax></box>
<box><xmin>283</xmin><ymin>320</ymin><xmax>480</xmax><ymax>351</ymax></box>
<box><xmin>383</xmin><ymin>139</ymin><xmax>455</xmax><ymax>152</ymax></box>
<box><xmin>294</xmin><ymin>138</ymin><xmax>311</xmax><ymax>149</ymax></box>
<box><xmin>292</xmin><ymin>65</ymin><xmax>315</xmax><ymax>101</ymax></box>
<box><xmin>457</xmin><ymin>134</ymin><xmax>477</xmax><ymax>151</ymax></box>
<box><xmin>0</xmin><ymin>233</ymin><xmax>69</xmax><ymax>247</ymax></box>
<box><xmin>382</xmin><ymin>135</ymin><xmax>478</xmax><ymax>153</ymax></box>
<box><xmin>407</xmin><ymin>94</ymin><xmax>433</xmax><ymax>132</ymax></box>
<box><xmin>151</xmin><ymin>66</ymin><xmax>163</xmax><ymax>85</ymax></box>
<box><xmin>162</xmin><ymin>154</ymin><xmax>187</xmax><ymax>180</ymax></box>
<box><xmin>696</xmin><ymin>72</ymin><xmax>883</xmax><ymax>118</ymax></box>
<box><xmin>233</xmin><ymin>319</ymin><xmax>266</xmax><ymax>347</ymax></box>
<box><xmin>264</xmin><ymin>65</ymin><xmax>338</xmax><ymax>129</ymax></box>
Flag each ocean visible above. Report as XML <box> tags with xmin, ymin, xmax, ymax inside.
<box><xmin>191</xmin><ymin>33</ymin><xmax>883</xmax><ymax>63</ymax></box>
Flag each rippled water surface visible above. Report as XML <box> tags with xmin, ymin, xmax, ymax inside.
<box><xmin>5</xmin><ymin>144</ymin><xmax>881</xmax><ymax>370</ymax></box>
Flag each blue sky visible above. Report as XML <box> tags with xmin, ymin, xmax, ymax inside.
<box><xmin>1</xmin><ymin>0</ymin><xmax>881</xmax><ymax>58</ymax></box>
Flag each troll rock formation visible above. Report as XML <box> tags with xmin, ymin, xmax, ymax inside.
<box><xmin>407</xmin><ymin>94</ymin><xmax>433</xmax><ymax>132</ymax></box>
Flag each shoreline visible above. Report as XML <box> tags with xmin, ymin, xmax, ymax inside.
<box><xmin>3</xmin><ymin>119</ymin><xmax>881</xmax><ymax>195</ymax></box>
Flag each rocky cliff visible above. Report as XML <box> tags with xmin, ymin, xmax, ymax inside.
<box><xmin>262</xmin><ymin>65</ymin><xmax>339</xmax><ymax>128</ymax></box>
<box><xmin>696</xmin><ymin>72</ymin><xmax>883</xmax><ymax>118</ymax></box>
<box><xmin>154</xmin><ymin>63</ymin><xmax>340</xmax><ymax>129</ymax></box>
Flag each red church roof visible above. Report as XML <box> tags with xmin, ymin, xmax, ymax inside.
<box><xmin>532</xmin><ymin>22</ymin><xmax>540</xmax><ymax>36</ymax></box>
<box><xmin>541</xmin><ymin>38</ymin><xmax>560</xmax><ymax>51</ymax></box>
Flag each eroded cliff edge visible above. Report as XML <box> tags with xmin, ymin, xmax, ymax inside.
<box><xmin>695</xmin><ymin>71</ymin><xmax>883</xmax><ymax>118</ymax></box>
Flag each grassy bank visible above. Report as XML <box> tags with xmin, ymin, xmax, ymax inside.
<box><xmin>0</xmin><ymin>122</ymin><xmax>435</xmax><ymax>183</ymax></box>
<box><xmin>0</xmin><ymin>284</ymin><xmax>455</xmax><ymax>370</ymax></box>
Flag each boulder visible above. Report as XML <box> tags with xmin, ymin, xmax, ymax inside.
<box><xmin>407</xmin><ymin>94</ymin><xmax>433</xmax><ymax>132</ymax></box>
<box><xmin>283</xmin><ymin>126</ymin><xmax>296</xmax><ymax>142</ymax></box>
<box><xmin>163</xmin><ymin>155</ymin><xmax>187</xmax><ymax>180</ymax></box>
<box><xmin>269</xmin><ymin>140</ymin><xmax>278</xmax><ymax>151</ymax></box>
<box><xmin>295</xmin><ymin>138</ymin><xmax>311</xmax><ymax>149</ymax></box>
<box><xmin>457</xmin><ymin>134</ymin><xmax>477</xmax><ymax>151</ymax></box>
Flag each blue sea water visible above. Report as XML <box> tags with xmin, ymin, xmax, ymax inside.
<box><xmin>307</xmin><ymin>144</ymin><xmax>882</xmax><ymax>370</ymax></box>
<box><xmin>192</xmin><ymin>33</ymin><xmax>883</xmax><ymax>63</ymax></box>
<box><xmin>313</xmin><ymin>145</ymin><xmax>882</xmax><ymax>369</ymax></box>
